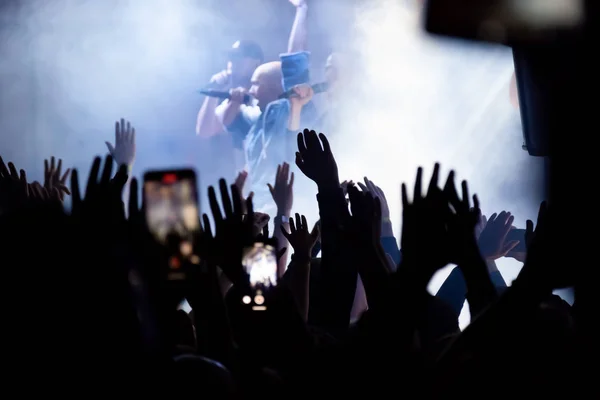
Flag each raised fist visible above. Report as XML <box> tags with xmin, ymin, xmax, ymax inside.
<box><xmin>210</xmin><ymin>70</ymin><xmax>231</xmax><ymax>88</ymax></box>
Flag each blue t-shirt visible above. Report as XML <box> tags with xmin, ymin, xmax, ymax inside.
<box><xmin>223</xmin><ymin>51</ymin><xmax>318</xmax><ymax>210</ymax></box>
<box><xmin>226</xmin><ymin>98</ymin><xmax>318</xmax><ymax>209</ymax></box>
<box><xmin>222</xmin><ymin>103</ymin><xmax>261</xmax><ymax>150</ymax></box>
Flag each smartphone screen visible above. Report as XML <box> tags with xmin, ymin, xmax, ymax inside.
<box><xmin>241</xmin><ymin>243</ymin><xmax>277</xmax><ymax>311</ymax></box>
<box><xmin>143</xmin><ymin>169</ymin><xmax>200</xmax><ymax>281</ymax></box>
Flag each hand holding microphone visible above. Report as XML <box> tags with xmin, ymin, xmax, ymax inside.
<box><xmin>289</xmin><ymin>84</ymin><xmax>314</xmax><ymax>107</ymax></box>
<box><xmin>198</xmin><ymin>87</ymin><xmax>252</xmax><ymax>104</ymax></box>
<box><xmin>199</xmin><ymin>82</ymin><xmax>329</xmax><ymax>104</ymax></box>
<box><xmin>229</xmin><ymin>87</ymin><xmax>251</xmax><ymax>104</ymax></box>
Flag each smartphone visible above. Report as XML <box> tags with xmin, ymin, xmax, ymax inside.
<box><xmin>424</xmin><ymin>0</ymin><xmax>585</xmax><ymax>44</ymax></box>
<box><xmin>143</xmin><ymin>169</ymin><xmax>201</xmax><ymax>281</ymax></box>
<box><xmin>506</xmin><ymin>228</ymin><xmax>527</xmax><ymax>252</ymax></box>
<box><xmin>241</xmin><ymin>243</ymin><xmax>277</xmax><ymax>311</ymax></box>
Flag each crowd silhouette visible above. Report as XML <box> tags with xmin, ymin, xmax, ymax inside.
<box><xmin>0</xmin><ymin>119</ymin><xmax>589</xmax><ymax>398</ymax></box>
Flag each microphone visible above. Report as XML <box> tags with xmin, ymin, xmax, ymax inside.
<box><xmin>198</xmin><ymin>82</ymin><xmax>329</xmax><ymax>103</ymax></box>
<box><xmin>198</xmin><ymin>89</ymin><xmax>252</xmax><ymax>104</ymax></box>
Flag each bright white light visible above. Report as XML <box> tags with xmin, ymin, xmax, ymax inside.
<box><xmin>326</xmin><ymin>0</ymin><xmax>542</xmax><ymax>327</ymax></box>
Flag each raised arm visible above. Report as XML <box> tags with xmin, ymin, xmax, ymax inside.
<box><xmin>196</xmin><ymin>69</ymin><xmax>231</xmax><ymax>138</ymax></box>
<box><xmin>196</xmin><ymin>97</ymin><xmax>224</xmax><ymax>138</ymax></box>
<box><xmin>287</xmin><ymin>0</ymin><xmax>309</xmax><ymax>54</ymax></box>
<box><xmin>105</xmin><ymin>118</ymin><xmax>136</xmax><ymax>210</ymax></box>
<box><xmin>279</xmin><ymin>52</ymin><xmax>313</xmax><ymax>132</ymax></box>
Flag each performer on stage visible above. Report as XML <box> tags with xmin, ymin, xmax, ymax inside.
<box><xmin>215</xmin><ymin>0</ymin><xmax>315</xmax><ymax>212</ymax></box>
<box><xmin>196</xmin><ymin>40</ymin><xmax>264</xmax><ymax>139</ymax></box>
<box><xmin>215</xmin><ymin>54</ymin><xmax>316</xmax><ymax>211</ymax></box>
<box><xmin>195</xmin><ymin>40</ymin><xmax>264</xmax><ymax>183</ymax></box>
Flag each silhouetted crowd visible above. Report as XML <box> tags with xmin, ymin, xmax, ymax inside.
<box><xmin>0</xmin><ymin>121</ymin><xmax>588</xmax><ymax>398</ymax></box>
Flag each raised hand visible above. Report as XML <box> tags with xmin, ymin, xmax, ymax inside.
<box><xmin>267</xmin><ymin>162</ymin><xmax>294</xmax><ymax>216</ymax></box>
<box><xmin>357</xmin><ymin>178</ymin><xmax>390</xmax><ymax>220</ymax></box>
<box><xmin>281</xmin><ymin>213</ymin><xmax>319</xmax><ymax>260</ymax></box>
<box><xmin>477</xmin><ymin>211</ymin><xmax>519</xmax><ymax>260</ymax></box>
<box><xmin>70</xmin><ymin>155</ymin><xmax>128</xmax><ymax>221</ymax></box>
<box><xmin>346</xmin><ymin>183</ymin><xmax>395</xmax><ymax>311</ymax></box>
<box><xmin>201</xmin><ymin>179</ymin><xmax>254</xmax><ymax>286</ymax></box>
<box><xmin>0</xmin><ymin>157</ymin><xmax>29</xmax><ymax>213</ymax></box>
<box><xmin>340</xmin><ymin>180</ymin><xmax>353</xmax><ymax>196</ymax></box>
<box><xmin>234</xmin><ymin>170</ymin><xmax>254</xmax><ymax>214</ymax></box>
<box><xmin>474</xmin><ymin>214</ymin><xmax>487</xmax><ymax>240</ymax></box>
<box><xmin>290</xmin><ymin>84</ymin><xmax>314</xmax><ymax>108</ymax></box>
<box><xmin>43</xmin><ymin>156</ymin><xmax>71</xmax><ymax>200</ymax></box>
<box><xmin>524</xmin><ymin>203</ymin><xmax>546</xmax><ymax>253</ymax></box>
<box><xmin>296</xmin><ymin>129</ymin><xmax>339</xmax><ymax>188</ymax></box>
<box><xmin>28</xmin><ymin>181</ymin><xmax>62</xmax><ymax>206</ymax></box>
<box><xmin>443</xmin><ymin>171</ymin><xmax>481</xmax><ymax>264</ymax></box>
<box><xmin>400</xmin><ymin>163</ymin><xmax>451</xmax><ymax>274</ymax></box>
<box><xmin>105</xmin><ymin>118</ymin><xmax>136</xmax><ymax>167</ymax></box>
<box><xmin>347</xmin><ymin>184</ymin><xmax>382</xmax><ymax>245</ymax></box>
<box><xmin>358</xmin><ymin>177</ymin><xmax>392</xmax><ymax>236</ymax></box>
<box><xmin>234</xmin><ymin>170</ymin><xmax>249</xmax><ymax>197</ymax></box>
<box><xmin>289</xmin><ymin>0</ymin><xmax>307</xmax><ymax>7</ymax></box>
<box><xmin>209</xmin><ymin>69</ymin><xmax>232</xmax><ymax>88</ymax></box>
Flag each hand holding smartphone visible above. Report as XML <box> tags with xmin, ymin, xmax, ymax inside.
<box><xmin>143</xmin><ymin>169</ymin><xmax>201</xmax><ymax>282</ymax></box>
<box><xmin>241</xmin><ymin>243</ymin><xmax>278</xmax><ymax>311</ymax></box>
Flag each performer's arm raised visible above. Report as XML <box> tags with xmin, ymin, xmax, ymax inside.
<box><xmin>287</xmin><ymin>0</ymin><xmax>309</xmax><ymax>54</ymax></box>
